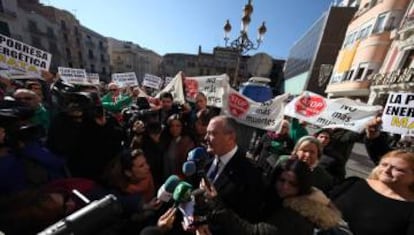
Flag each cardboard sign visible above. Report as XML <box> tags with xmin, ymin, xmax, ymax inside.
<box><xmin>58</xmin><ymin>67</ymin><xmax>87</xmax><ymax>84</ymax></box>
<box><xmin>0</xmin><ymin>33</ymin><xmax>52</xmax><ymax>75</ymax></box>
<box><xmin>142</xmin><ymin>73</ymin><xmax>162</xmax><ymax>90</ymax></box>
<box><xmin>284</xmin><ymin>91</ymin><xmax>382</xmax><ymax>133</ymax></box>
<box><xmin>222</xmin><ymin>87</ymin><xmax>289</xmax><ymax>131</ymax></box>
<box><xmin>382</xmin><ymin>92</ymin><xmax>414</xmax><ymax>136</ymax></box>
<box><xmin>86</xmin><ymin>73</ymin><xmax>100</xmax><ymax>85</ymax></box>
<box><xmin>112</xmin><ymin>72</ymin><xmax>138</xmax><ymax>88</ymax></box>
<box><xmin>184</xmin><ymin>74</ymin><xmax>229</xmax><ymax>108</ymax></box>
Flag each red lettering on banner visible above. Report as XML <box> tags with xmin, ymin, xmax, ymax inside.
<box><xmin>294</xmin><ymin>95</ymin><xmax>326</xmax><ymax>117</ymax></box>
<box><xmin>228</xmin><ymin>93</ymin><xmax>249</xmax><ymax>117</ymax></box>
<box><xmin>184</xmin><ymin>79</ymin><xmax>198</xmax><ymax>99</ymax></box>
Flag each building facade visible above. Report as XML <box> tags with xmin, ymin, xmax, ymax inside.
<box><xmin>160</xmin><ymin>46</ymin><xmax>285</xmax><ymax>95</ymax></box>
<box><xmin>368</xmin><ymin>0</ymin><xmax>414</xmax><ymax>105</ymax></box>
<box><xmin>0</xmin><ymin>0</ymin><xmax>112</xmax><ymax>81</ymax></box>
<box><xmin>284</xmin><ymin>5</ymin><xmax>356</xmax><ymax>96</ymax></box>
<box><xmin>107</xmin><ymin>37</ymin><xmax>162</xmax><ymax>83</ymax></box>
<box><xmin>325</xmin><ymin>0</ymin><xmax>411</xmax><ymax>101</ymax></box>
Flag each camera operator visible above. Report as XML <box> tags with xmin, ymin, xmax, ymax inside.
<box><xmin>47</xmin><ymin>89</ymin><xmax>124</xmax><ymax>182</ymax></box>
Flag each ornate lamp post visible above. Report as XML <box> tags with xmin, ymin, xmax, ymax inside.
<box><xmin>223</xmin><ymin>0</ymin><xmax>267</xmax><ymax>87</ymax></box>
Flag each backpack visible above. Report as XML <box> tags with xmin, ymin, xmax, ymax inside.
<box><xmin>314</xmin><ymin>220</ymin><xmax>353</xmax><ymax>235</ymax></box>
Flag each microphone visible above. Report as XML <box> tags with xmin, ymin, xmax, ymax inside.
<box><xmin>182</xmin><ymin>161</ymin><xmax>197</xmax><ymax>177</ymax></box>
<box><xmin>157</xmin><ymin>175</ymin><xmax>181</xmax><ymax>203</ymax></box>
<box><xmin>172</xmin><ymin>181</ymin><xmax>193</xmax><ymax>205</ymax></box>
<box><xmin>183</xmin><ymin>147</ymin><xmax>212</xmax><ymax>188</ymax></box>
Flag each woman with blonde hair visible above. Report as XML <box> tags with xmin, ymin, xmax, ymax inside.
<box><xmin>334</xmin><ymin>149</ymin><xmax>414</xmax><ymax>235</ymax></box>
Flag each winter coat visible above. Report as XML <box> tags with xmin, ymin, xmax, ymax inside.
<box><xmin>208</xmin><ymin>188</ymin><xmax>343</xmax><ymax>235</ymax></box>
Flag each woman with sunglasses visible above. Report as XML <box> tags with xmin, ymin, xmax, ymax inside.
<box><xmin>198</xmin><ymin>159</ymin><xmax>344</xmax><ymax>235</ymax></box>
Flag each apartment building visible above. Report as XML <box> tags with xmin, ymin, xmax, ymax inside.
<box><xmin>325</xmin><ymin>0</ymin><xmax>411</xmax><ymax>101</ymax></box>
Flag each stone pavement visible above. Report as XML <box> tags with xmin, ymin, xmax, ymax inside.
<box><xmin>345</xmin><ymin>142</ymin><xmax>375</xmax><ymax>178</ymax></box>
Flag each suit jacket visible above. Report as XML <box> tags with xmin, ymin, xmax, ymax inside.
<box><xmin>212</xmin><ymin>148</ymin><xmax>265</xmax><ymax>223</ymax></box>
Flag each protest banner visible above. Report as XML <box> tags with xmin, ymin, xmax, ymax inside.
<box><xmin>112</xmin><ymin>72</ymin><xmax>138</xmax><ymax>88</ymax></box>
<box><xmin>142</xmin><ymin>73</ymin><xmax>162</xmax><ymax>90</ymax></box>
<box><xmin>86</xmin><ymin>73</ymin><xmax>100</xmax><ymax>85</ymax></box>
<box><xmin>0</xmin><ymin>33</ymin><xmax>52</xmax><ymax>75</ymax></box>
<box><xmin>156</xmin><ymin>71</ymin><xmax>185</xmax><ymax>104</ymax></box>
<box><xmin>163</xmin><ymin>76</ymin><xmax>173</xmax><ymax>88</ymax></box>
<box><xmin>284</xmin><ymin>91</ymin><xmax>382</xmax><ymax>133</ymax></box>
<box><xmin>58</xmin><ymin>67</ymin><xmax>88</xmax><ymax>84</ymax></box>
<box><xmin>382</xmin><ymin>92</ymin><xmax>414</xmax><ymax>136</ymax></box>
<box><xmin>221</xmin><ymin>87</ymin><xmax>289</xmax><ymax>131</ymax></box>
<box><xmin>184</xmin><ymin>74</ymin><xmax>229</xmax><ymax>108</ymax></box>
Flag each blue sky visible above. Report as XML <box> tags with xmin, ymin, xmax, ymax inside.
<box><xmin>40</xmin><ymin>0</ymin><xmax>334</xmax><ymax>59</ymax></box>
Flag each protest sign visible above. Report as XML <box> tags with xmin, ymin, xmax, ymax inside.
<box><xmin>0</xmin><ymin>33</ymin><xmax>52</xmax><ymax>75</ymax></box>
<box><xmin>382</xmin><ymin>92</ymin><xmax>414</xmax><ymax>136</ymax></box>
<box><xmin>58</xmin><ymin>67</ymin><xmax>87</xmax><ymax>84</ymax></box>
<box><xmin>156</xmin><ymin>71</ymin><xmax>185</xmax><ymax>104</ymax></box>
<box><xmin>184</xmin><ymin>74</ymin><xmax>229</xmax><ymax>108</ymax></box>
<box><xmin>163</xmin><ymin>76</ymin><xmax>173</xmax><ymax>88</ymax></box>
<box><xmin>112</xmin><ymin>72</ymin><xmax>138</xmax><ymax>88</ymax></box>
<box><xmin>86</xmin><ymin>73</ymin><xmax>100</xmax><ymax>85</ymax></box>
<box><xmin>284</xmin><ymin>91</ymin><xmax>382</xmax><ymax>133</ymax></box>
<box><xmin>142</xmin><ymin>73</ymin><xmax>162</xmax><ymax>90</ymax></box>
<box><xmin>221</xmin><ymin>87</ymin><xmax>289</xmax><ymax>131</ymax></box>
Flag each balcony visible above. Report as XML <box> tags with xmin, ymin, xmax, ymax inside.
<box><xmin>325</xmin><ymin>80</ymin><xmax>371</xmax><ymax>97</ymax></box>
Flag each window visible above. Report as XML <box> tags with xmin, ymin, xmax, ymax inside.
<box><xmin>66</xmin><ymin>48</ymin><xmax>71</xmax><ymax>59</ymax></box>
<box><xmin>28</xmin><ymin>20</ymin><xmax>38</xmax><ymax>31</ymax></box>
<box><xmin>49</xmin><ymin>42</ymin><xmax>58</xmax><ymax>53</ymax></box>
<box><xmin>102</xmin><ymin>67</ymin><xmax>107</xmax><ymax>75</ymax></box>
<box><xmin>63</xmin><ymin>33</ymin><xmax>68</xmax><ymax>42</ymax></box>
<box><xmin>91</xmin><ymin>64</ymin><xmax>96</xmax><ymax>73</ymax></box>
<box><xmin>346</xmin><ymin>70</ymin><xmax>354</xmax><ymax>81</ymax></box>
<box><xmin>0</xmin><ymin>21</ymin><xmax>10</xmax><ymax>36</ymax></box>
<box><xmin>100</xmin><ymin>54</ymin><xmax>105</xmax><ymax>62</ymax></box>
<box><xmin>354</xmin><ymin>67</ymin><xmax>365</xmax><ymax>80</ymax></box>
<box><xmin>373</xmin><ymin>13</ymin><xmax>387</xmax><ymax>34</ymax></box>
<box><xmin>88</xmin><ymin>49</ymin><xmax>94</xmax><ymax>59</ymax></box>
<box><xmin>99</xmin><ymin>41</ymin><xmax>104</xmax><ymax>49</ymax></box>
<box><xmin>31</xmin><ymin>36</ymin><xmax>41</xmax><ymax>48</ymax></box>
<box><xmin>78</xmin><ymin>51</ymin><xmax>83</xmax><ymax>61</ymax></box>
<box><xmin>68</xmin><ymin>62</ymin><xmax>73</xmax><ymax>68</ymax></box>
<box><xmin>61</xmin><ymin>20</ymin><xmax>66</xmax><ymax>29</ymax></box>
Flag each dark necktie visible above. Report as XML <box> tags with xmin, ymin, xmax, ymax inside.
<box><xmin>208</xmin><ymin>159</ymin><xmax>221</xmax><ymax>182</ymax></box>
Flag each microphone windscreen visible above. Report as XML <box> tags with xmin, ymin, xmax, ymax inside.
<box><xmin>182</xmin><ymin>161</ymin><xmax>197</xmax><ymax>176</ymax></box>
<box><xmin>187</xmin><ymin>147</ymin><xmax>208</xmax><ymax>162</ymax></box>
<box><xmin>164</xmin><ymin>175</ymin><xmax>180</xmax><ymax>193</ymax></box>
<box><xmin>173</xmin><ymin>181</ymin><xmax>193</xmax><ymax>203</ymax></box>
<box><xmin>157</xmin><ymin>185</ymin><xmax>172</xmax><ymax>203</ymax></box>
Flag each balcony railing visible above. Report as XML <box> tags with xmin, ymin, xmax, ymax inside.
<box><xmin>370</xmin><ymin>68</ymin><xmax>414</xmax><ymax>86</ymax></box>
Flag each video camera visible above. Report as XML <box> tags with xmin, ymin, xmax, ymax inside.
<box><xmin>38</xmin><ymin>194</ymin><xmax>121</xmax><ymax>235</ymax></box>
<box><xmin>51</xmin><ymin>79</ymin><xmax>103</xmax><ymax>119</ymax></box>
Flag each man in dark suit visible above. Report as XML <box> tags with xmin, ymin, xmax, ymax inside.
<box><xmin>205</xmin><ymin>115</ymin><xmax>264</xmax><ymax>223</ymax></box>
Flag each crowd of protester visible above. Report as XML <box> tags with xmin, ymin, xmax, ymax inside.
<box><xmin>0</xmin><ymin>74</ymin><xmax>413</xmax><ymax>235</ymax></box>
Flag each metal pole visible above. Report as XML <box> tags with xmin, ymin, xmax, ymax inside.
<box><xmin>233</xmin><ymin>52</ymin><xmax>241</xmax><ymax>88</ymax></box>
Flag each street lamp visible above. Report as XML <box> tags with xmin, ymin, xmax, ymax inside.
<box><xmin>223</xmin><ymin>0</ymin><xmax>267</xmax><ymax>87</ymax></box>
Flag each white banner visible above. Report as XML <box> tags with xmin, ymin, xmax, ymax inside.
<box><xmin>86</xmin><ymin>73</ymin><xmax>100</xmax><ymax>85</ymax></box>
<box><xmin>164</xmin><ymin>76</ymin><xmax>173</xmax><ymax>88</ymax></box>
<box><xmin>58</xmin><ymin>67</ymin><xmax>87</xmax><ymax>84</ymax></box>
<box><xmin>184</xmin><ymin>74</ymin><xmax>229</xmax><ymax>108</ymax></box>
<box><xmin>156</xmin><ymin>71</ymin><xmax>185</xmax><ymax>104</ymax></box>
<box><xmin>112</xmin><ymin>72</ymin><xmax>138</xmax><ymax>88</ymax></box>
<box><xmin>284</xmin><ymin>91</ymin><xmax>382</xmax><ymax>133</ymax></box>
<box><xmin>142</xmin><ymin>73</ymin><xmax>162</xmax><ymax>90</ymax></box>
<box><xmin>222</xmin><ymin>87</ymin><xmax>289</xmax><ymax>131</ymax></box>
<box><xmin>382</xmin><ymin>92</ymin><xmax>414</xmax><ymax>136</ymax></box>
<box><xmin>0</xmin><ymin>33</ymin><xmax>52</xmax><ymax>75</ymax></box>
